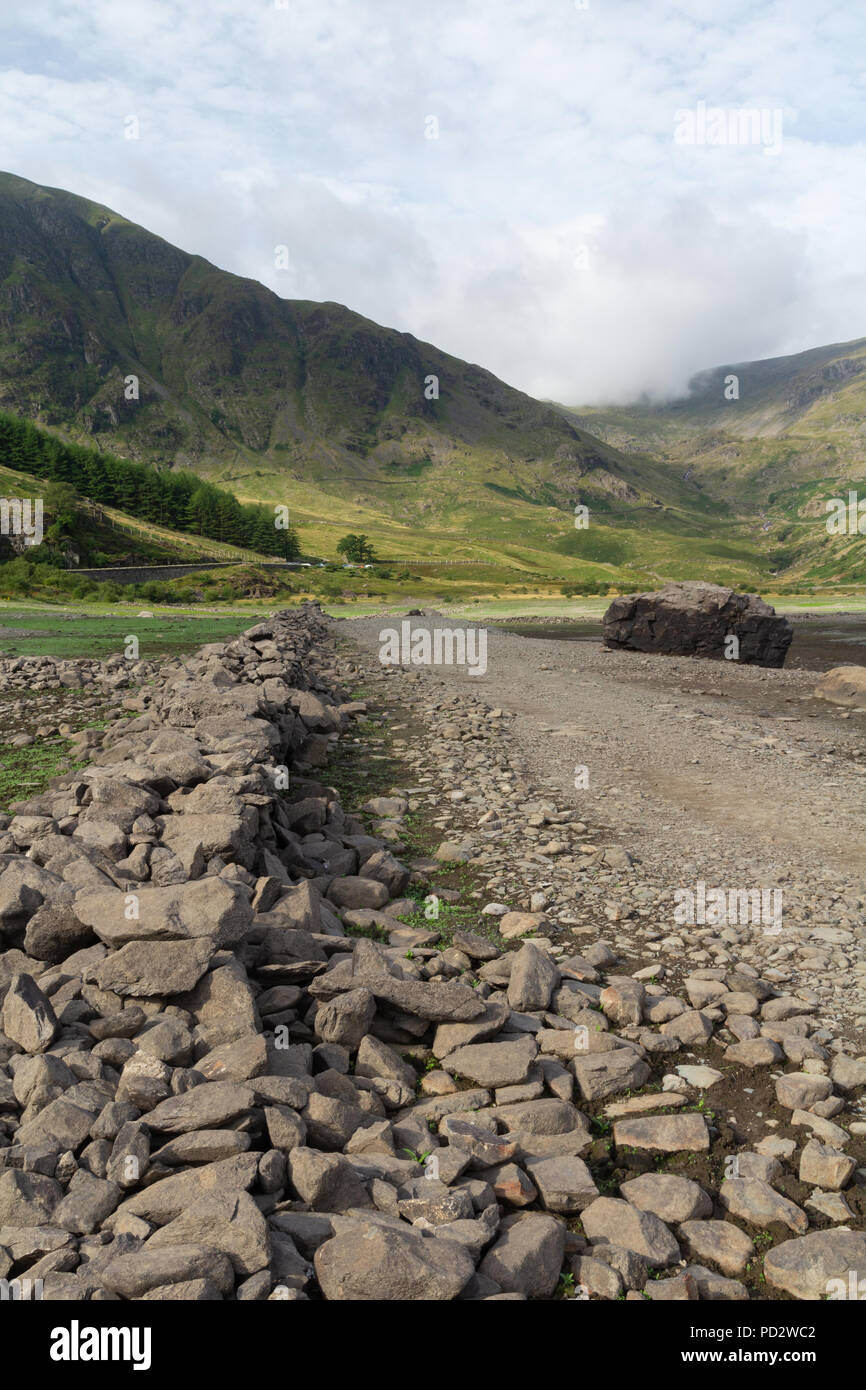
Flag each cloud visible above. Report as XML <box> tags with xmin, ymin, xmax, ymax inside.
<box><xmin>0</xmin><ymin>0</ymin><xmax>865</xmax><ymax>402</ymax></box>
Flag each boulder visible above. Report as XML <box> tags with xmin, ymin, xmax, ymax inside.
<box><xmin>813</xmin><ymin>666</ymin><xmax>866</xmax><ymax>708</ymax></box>
<box><xmin>603</xmin><ymin>581</ymin><xmax>793</xmax><ymax>668</ymax></box>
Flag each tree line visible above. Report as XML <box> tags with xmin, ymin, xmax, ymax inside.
<box><xmin>0</xmin><ymin>411</ymin><xmax>300</xmax><ymax>558</ymax></box>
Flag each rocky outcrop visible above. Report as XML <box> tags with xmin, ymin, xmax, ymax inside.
<box><xmin>603</xmin><ymin>582</ymin><xmax>793</xmax><ymax>668</ymax></box>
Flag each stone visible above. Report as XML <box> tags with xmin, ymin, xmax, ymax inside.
<box><xmin>115</xmin><ymin>1153</ymin><xmax>260</xmax><ymax>1225</ymax></box>
<box><xmin>775</xmin><ymin>1071</ymin><xmax>834</xmax><ymax>1110</ymax></box>
<box><xmin>398</xmin><ymin>1183</ymin><xmax>476</xmax><ymax>1224</ymax></box>
<box><xmin>303</xmin><ymin>1092</ymin><xmax>369</xmax><ymax>1151</ymax></box>
<box><xmin>432</xmin><ymin>1000</ymin><xmax>511</xmax><ymax>1058</ymax></box>
<box><xmin>524</xmin><ymin>1156</ymin><xmax>599</xmax><ymax>1213</ymax></box>
<box><xmin>830</xmin><ymin>1055</ymin><xmax>866</xmax><ymax>1091</ymax></box>
<box><xmin>573</xmin><ymin>1049</ymin><xmax>650</xmax><ymax>1102</ymax></box>
<box><xmin>603</xmin><ymin>581</ymin><xmax>793</xmax><ymax>667</ymax></box>
<box><xmin>581</xmin><ymin>1197</ymin><xmax>680</xmax><ymax>1268</ymax></box>
<box><xmin>507</xmin><ymin>942</ymin><xmax>559</xmax><ymax>1012</ymax></box>
<box><xmin>686</xmin><ymin>1264</ymin><xmax>748</xmax><ymax>1301</ymax></box>
<box><xmin>621</xmin><ymin>1173</ymin><xmax>712</xmax><ymax>1223</ymax></box>
<box><xmin>152</xmin><ymin>1129</ymin><xmax>252</xmax><ymax>1166</ymax></box>
<box><xmin>790</xmin><ymin>1110</ymin><xmax>849</xmax><ymax>1145</ymax></box>
<box><xmin>475</xmin><ymin>1163</ymin><xmax>537</xmax><ymax>1208</ymax></box>
<box><xmin>87</xmin><ymin>938</ymin><xmax>214</xmax><ymax>998</ymax></box>
<box><xmin>265</xmin><ymin>1106</ymin><xmax>309</xmax><ymax>1150</ymax></box>
<box><xmin>287</xmin><ymin>1148</ymin><xmax>372</xmax><ymax>1212</ymax></box>
<box><xmin>678</xmin><ymin>1220</ymin><xmax>755</xmax><ymax>1277</ymax></box>
<box><xmin>53</xmin><ymin>1171</ymin><xmax>121</xmax><ymax>1234</ymax></box>
<box><xmin>1</xmin><ymin>973</ymin><xmax>58</xmax><ymax>1053</ymax></box>
<box><xmin>446</xmin><ymin>1120</ymin><xmax>520</xmax><ymax>1169</ymax></box>
<box><xmin>443</xmin><ymin>1036</ymin><xmax>537</xmax><ymax>1089</ymax></box>
<box><xmin>498</xmin><ymin>911</ymin><xmax>549</xmax><ymax>940</ymax></box>
<box><xmin>75</xmin><ymin>879</ymin><xmax>252</xmax><ymax>949</ymax></box>
<box><xmin>355</xmin><ymin>1034</ymin><xmax>417</xmax><ymax>1089</ymax></box>
<box><xmin>600</xmin><ymin>978</ymin><xmax>645</xmax><ymax>1028</ymax></box>
<box><xmin>357</xmin><ymin>850</ymin><xmax>409</xmax><ymax>897</ymax></box>
<box><xmin>813</xmin><ymin>665</ymin><xmax>866</xmax><ymax>708</ymax></box>
<box><xmin>147</xmin><ymin>1191</ymin><xmax>270</xmax><ymax>1275</ymax></box>
<box><xmin>724</xmin><ymin>1039</ymin><xmax>783</xmax><ymax>1066</ymax></box>
<box><xmin>314</xmin><ymin>988</ymin><xmax>376</xmax><ymax>1050</ymax></box>
<box><xmin>798</xmin><ymin>1140</ymin><xmax>856</xmax><ymax>1191</ymax></box>
<box><xmin>328</xmin><ymin>877</ymin><xmax>389</xmax><ymax>910</ymax></box>
<box><xmin>315</xmin><ymin>1222</ymin><xmax>474</xmax><ymax>1300</ymax></box>
<box><xmin>102</xmin><ymin>1244</ymin><xmax>235</xmax><ymax>1298</ymax></box>
<box><xmin>613</xmin><ymin>1114</ymin><xmax>710</xmax><ymax>1153</ymax></box>
<box><xmin>479</xmin><ymin>1214</ymin><xmax>566</xmax><ymax>1297</ymax></box>
<box><xmin>660</xmin><ymin>1010</ymin><xmax>714</xmax><ymax>1045</ymax></box>
<box><xmin>144</xmin><ymin>1082</ymin><xmax>255</xmax><ymax>1134</ymax></box>
<box><xmin>197</xmin><ymin>1033</ymin><xmax>268</xmax><ymax>1083</ymax></box>
<box><xmin>0</xmin><ymin>1170</ymin><xmax>63</xmax><ymax>1226</ymax></box>
<box><xmin>643</xmin><ymin>1272</ymin><xmax>698</xmax><ymax>1301</ymax></box>
<box><xmin>570</xmin><ymin>1254</ymin><xmax>622</xmax><ymax>1300</ymax></box>
<box><xmin>24</xmin><ymin>900</ymin><xmax>96</xmax><ymax>963</ymax></box>
<box><xmin>718</xmin><ymin>1178</ymin><xmax>808</xmax><ymax>1235</ymax></box>
<box><xmin>362</xmin><ymin>976</ymin><xmax>485</xmax><ymax>1023</ymax></box>
<box><xmin>764</xmin><ymin>1230</ymin><xmax>866</xmax><ymax>1300</ymax></box>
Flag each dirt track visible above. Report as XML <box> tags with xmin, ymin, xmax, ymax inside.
<box><xmin>337</xmin><ymin>611</ymin><xmax>866</xmax><ymax>1028</ymax></box>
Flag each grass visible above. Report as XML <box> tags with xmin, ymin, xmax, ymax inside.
<box><xmin>0</xmin><ymin>738</ymin><xmax>86</xmax><ymax>811</ymax></box>
<box><xmin>0</xmin><ymin>606</ymin><xmax>256</xmax><ymax>659</ymax></box>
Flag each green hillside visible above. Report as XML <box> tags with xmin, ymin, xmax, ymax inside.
<box><xmin>564</xmin><ymin>338</ymin><xmax>866</xmax><ymax>586</ymax></box>
<box><xmin>2</xmin><ymin>169</ymin><xmax>862</xmax><ymax>591</ymax></box>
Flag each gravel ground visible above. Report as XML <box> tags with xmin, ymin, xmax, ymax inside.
<box><xmin>335</xmin><ymin>611</ymin><xmax>866</xmax><ymax>1037</ymax></box>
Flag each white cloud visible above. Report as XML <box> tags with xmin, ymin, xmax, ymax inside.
<box><xmin>1</xmin><ymin>0</ymin><xmax>865</xmax><ymax>401</ymax></box>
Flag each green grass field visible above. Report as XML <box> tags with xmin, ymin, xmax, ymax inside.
<box><xmin>0</xmin><ymin>605</ymin><xmax>257</xmax><ymax>659</ymax></box>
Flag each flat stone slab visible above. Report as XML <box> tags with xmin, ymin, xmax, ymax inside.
<box><xmin>764</xmin><ymin>1230</ymin><xmax>866</xmax><ymax>1300</ymax></box>
<box><xmin>613</xmin><ymin>1113</ymin><xmax>710</xmax><ymax>1153</ymax></box>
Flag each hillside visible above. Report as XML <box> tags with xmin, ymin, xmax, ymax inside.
<box><xmin>565</xmin><ymin>338</ymin><xmax>866</xmax><ymax>586</ymax></box>
<box><xmin>0</xmin><ymin>457</ymin><xmax>276</xmax><ymax>570</ymax></box>
<box><xmin>0</xmin><ymin>170</ymin><xmax>778</xmax><ymax>590</ymax></box>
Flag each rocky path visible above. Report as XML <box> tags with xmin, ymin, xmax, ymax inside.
<box><xmin>336</xmin><ymin>613</ymin><xmax>866</xmax><ymax>1035</ymax></box>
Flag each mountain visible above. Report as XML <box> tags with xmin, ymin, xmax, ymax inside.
<box><xmin>564</xmin><ymin>339</ymin><xmax>866</xmax><ymax>586</ymax></box>
<box><xmin>0</xmin><ymin>169</ymin><xmax>847</xmax><ymax>589</ymax></box>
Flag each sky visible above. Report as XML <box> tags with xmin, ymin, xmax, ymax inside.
<box><xmin>1</xmin><ymin>0</ymin><xmax>865</xmax><ymax>404</ymax></box>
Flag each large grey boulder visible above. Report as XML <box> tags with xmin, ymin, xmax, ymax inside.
<box><xmin>603</xmin><ymin>582</ymin><xmax>793</xmax><ymax>667</ymax></box>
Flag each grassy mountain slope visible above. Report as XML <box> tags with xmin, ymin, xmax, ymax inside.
<box><xmin>0</xmin><ymin>169</ymin><xmax>782</xmax><ymax>589</ymax></box>
<box><xmin>565</xmin><ymin>338</ymin><xmax>866</xmax><ymax>586</ymax></box>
